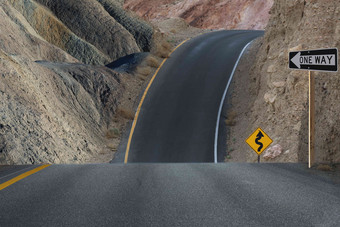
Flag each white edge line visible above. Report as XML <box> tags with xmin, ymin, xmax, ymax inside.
<box><xmin>0</xmin><ymin>165</ymin><xmax>36</xmax><ymax>181</ymax></box>
<box><xmin>214</xmin><ymin>40</ymin><xmax>254</xmax><ymax>163</ymax></box>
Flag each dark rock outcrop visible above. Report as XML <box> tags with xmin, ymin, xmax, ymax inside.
<box><xmin>8</xmin><ymin>0</ymin><xmax>155</xmax><ymax>65</ymax></box>
<box><xmin>34</xmin><ymin>0</ymin><xmax>141</xmax><ymax>62</ymax></box>
<box><xmin>97</xmin><ymin>0</ymin><xmax>154</xmax><ymax>52</ymax></box>
<box><xmin>8</xmin><ymin>0</ymin><xmax>111</xmax><ymax>65</ymax></box>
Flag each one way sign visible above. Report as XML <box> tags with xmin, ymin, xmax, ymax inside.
<box><xmin>289</xmin><ymin>48</ymin><xmax>338</xmax><ymax>72</ymax></box>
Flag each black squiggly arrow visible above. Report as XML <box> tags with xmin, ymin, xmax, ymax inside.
<box><xmin>255</xmin><ymin>131</ymin><xmax>264</xmax><ymax>152</ymax></box>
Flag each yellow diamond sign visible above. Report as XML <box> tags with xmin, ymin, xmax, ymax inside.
<box><xmin>246</xmin><ymin>128</ymin><xmax>273</xmax><ymax>155</ymax></box>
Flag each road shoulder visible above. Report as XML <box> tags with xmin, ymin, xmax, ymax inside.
<box><xmin>224</xmin><ymin>37</ymin><xmax>263</xmax><ymax>162</ymax></box>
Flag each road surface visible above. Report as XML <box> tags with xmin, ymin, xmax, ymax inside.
<box><xmin>0</xmin><ymin>163</ymin><xmax>339</xmax><ymax>226</ymax></box>
<box><xmin>122</xmin><ymin>30</ymin><xmax>264</xmax><ymax>163</ymax></box>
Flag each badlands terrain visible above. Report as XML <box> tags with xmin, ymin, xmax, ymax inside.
<box><xmin>0</xmin><ymin>0</ymin><xmax>339</xmax><ymax>166</ymax></box>
<box><xmin>124</xmin><ymin>0</ymin><xmax>273</xmax><ymax>30</ymax></box>
<box><xmin>0</xmin><ymin>0</ymin><xmax>155</xmax><ymax>164</ymax></box>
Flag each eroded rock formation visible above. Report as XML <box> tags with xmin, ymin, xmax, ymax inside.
<box><xmin>124</xmin><ymin>0</ymin><xmax>274</xmax><ymax>30</ymax></box>
<box><xmin>0</xmin><ymin>0</ymin><xmax>152</xmax><ymax>164</ymax></box>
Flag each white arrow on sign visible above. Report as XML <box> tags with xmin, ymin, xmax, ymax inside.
<box><xmin>291</xmin><ymin>52</ymin><xmax>336</xmax><ymax>69</ymax></box>
<box><xmin>291</xmin><ymin>52</ymin><xmax>301</xmax><ymax>68</ymax></box>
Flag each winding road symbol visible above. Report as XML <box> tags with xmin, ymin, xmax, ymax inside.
<box><xmin>245</xmin><ymin>128</ymin><xmax>273</xmax><ymax>155</ymax></box>
<box><xmin>255</xmin><ymin>131</ymin><xmax>264</xmax><ymax>152</ymax></box>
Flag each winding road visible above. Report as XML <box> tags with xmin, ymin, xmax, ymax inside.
<box><xmin>122</xmin><ymin>30</ymin><xmax>264</xmax><ymax>163</ymax></box>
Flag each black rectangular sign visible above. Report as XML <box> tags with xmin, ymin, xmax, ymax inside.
<box><xmin>289</xmin><ymin>48</ymin><xmax>338</xmax><ymax>72</ymax></box>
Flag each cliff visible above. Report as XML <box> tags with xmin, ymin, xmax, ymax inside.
<box><xmin>234</xmin><ymin>0</ymin><xmax>340</xmax><ymax>164</ymax></box>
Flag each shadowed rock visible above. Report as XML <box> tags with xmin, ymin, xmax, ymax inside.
<box><xmin>8</xmin><ymin>0</ymin><xmax>110</xmax><ymax>65</ymax></box>
<box><xmin>96</xmin><ymin>0</ymin><xmax>154</xmax><ymax>52</ymax></box>
<box><xmin>34</xmin><ymin>0</ymin><xmax>141</xmax><ymax>61</ymax></box>
<box><xmin>0</xmin><ymin>1</ymin><xmax>125</xmax><ymax>164</ymax></box>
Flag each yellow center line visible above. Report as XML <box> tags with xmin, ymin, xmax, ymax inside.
<box><xmin>124</xmin><ymin>39</ymin><xmax>190</xmax><ymax>163</ymax></box>
<box><xmin>0</xmin><ymin>164</ymin><xmax>51</xmax><ymax>190</ymax></box>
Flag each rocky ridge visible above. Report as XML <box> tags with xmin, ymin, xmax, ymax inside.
<box><xmin>0</xmin><ymin>0</ymin><xmax>154</xmax><ymax>164</ymax></box>
<box><xmin>8</xmin><ymin>0</ymin><xmax>153</xmax><ymax>65</ymax></box>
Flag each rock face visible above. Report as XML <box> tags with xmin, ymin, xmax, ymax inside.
<box><xmin>8</xmin><ymin>0</ymin><xmax>153</xmax><ymax>65</ymax></box>
<box><xmin>0</xmin><ymin>0</ymin><xmax>151</xmax><ymax>164</ymax></box>
<box><xmin>97</xmin><ymin>0</ymin><xmax>154</xmax><ymax>52</ymax></box>
<box><xmin>0</xmin><ymin>60</ymin><xmax>121</xmax><ymax>164</ymax></box>
<box><xmin>124</xmin><ymin>0</ymin><xmax>273</xmax><ymax>30</ymax></box>
<box><xmin>248</xmin><ymin>0</ymin><xmax>340</xmax><ymax>163</ymax></box>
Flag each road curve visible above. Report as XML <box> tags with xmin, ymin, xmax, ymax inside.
<box><xmin>125</xmin><ymin>30</ymin><xmax>264</xmax><ymax>163</ymax></box>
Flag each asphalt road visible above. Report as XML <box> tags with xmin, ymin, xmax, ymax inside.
<box><xmin>123</xmin><ymin>30</ymin><xmax>264</xmax><ymax>163</ymax></box>
<box><xmin>2</xmin><ymin>31</ymin><xmax>339</xmax><ymax>226</ymax></box>
<box><xmin>1</xmin><ymin>163</ymin><xmax>339</xmax><ymax>226</ymax></box>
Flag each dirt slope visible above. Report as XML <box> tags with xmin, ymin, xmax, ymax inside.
<box><xmin>124</xmin><ymin>0</ymin><xmax>273</xmax><ymax>30</ymax></box>
<box><xmin>228</xmin><ymin>0</ymin><xmax>340</xmax><ymax>164</ymax></box>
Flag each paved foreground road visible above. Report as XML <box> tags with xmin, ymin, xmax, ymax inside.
<box><xmin>123</xmin><ymin>30</ymin><xmax>263</xmax><ymax>163</ymax></box>
<box><xmin>1</xmin><ymin>163</ymin><xmax>339</xmax><ymax>226</ymax></box>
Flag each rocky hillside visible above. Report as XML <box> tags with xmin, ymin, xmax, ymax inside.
<box><xmin>8</xmin><ymin>0</ymin><xmax>153</xmax><ymax>65</ymax></box>
<box><xmin>0</xmin><ymin>0</ymin><xmax>153</xmax><ymax>164</ymax></box>
<box><xmin>237</xmin><ymin>0</ymin><xmax>340</xmax><ymax>164</ymax></box>
<box><xmin>124</xmin><ymin>0</ymin><xmax>273</xmax><ymax>30</ymax></box>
